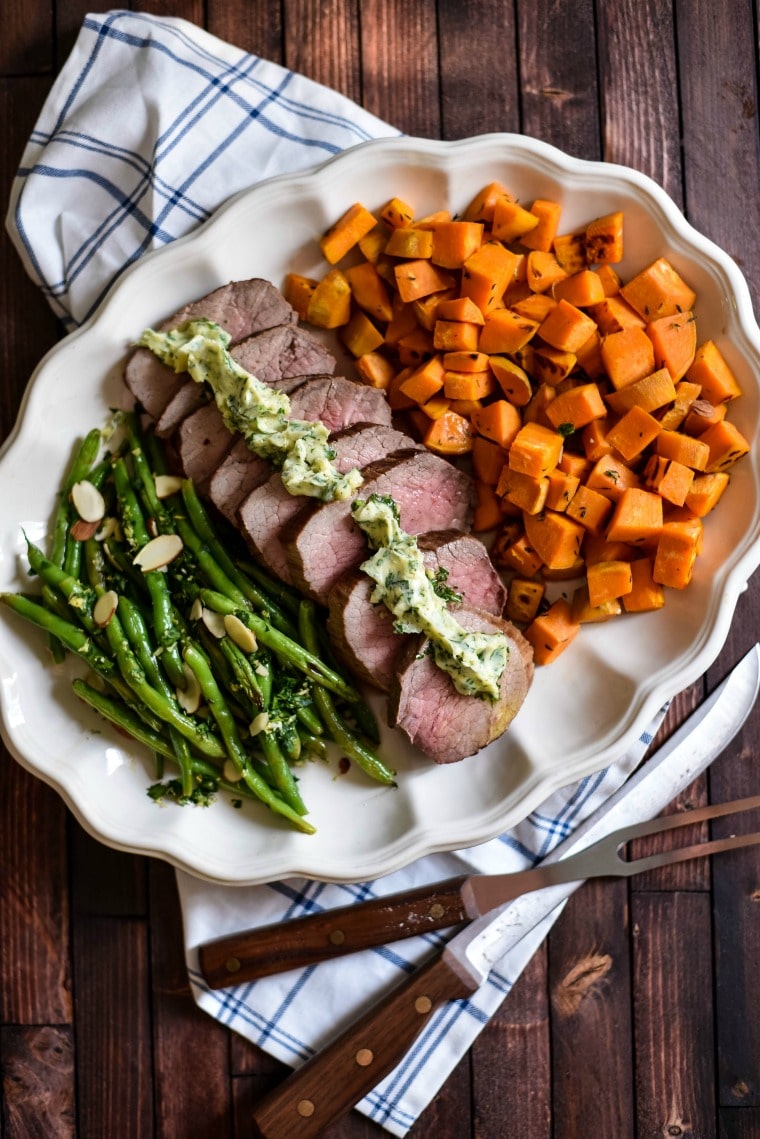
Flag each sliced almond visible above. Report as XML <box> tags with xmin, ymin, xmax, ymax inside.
<box><xmin>155</xmin><ymin>474</ymin><xmax>184</xmax><ymax>499</ymax></box>
<box><xmin>146</xmin><ymin>516</ymin><xmax>159</xmax><ymax>539</ymax></box>
<box><xmin>222</xmin><ymin>759</ymin><xmax>242</xmax><ymax>783</ymax></box>
<box><xmin>70</xmin><ymin>518</ymin><xmax>101</xmax><ymax>541</ymax></box>
<box><xmin>223</xmin><ymin>613</ymin><xmax>258</xmax><ymax>654</ymax></box>
<box><xmin>93</xmin><ymin>589</ymin><xmax>119</xmax><ymax>628</ymax></box>
<box><xmin>71</xmin><ymin>479</ymin><xmax>106</xmax><ymax>524</ymax></box>
<box><xmin>176</xmin><ymin>664</ymin><xmax>201</xmax><ymax>714</ymax></box>
<box><xmin>133</xmin><ymin>533</ymin><xmax>183</xmax><ymax>572</ymax></box>
<box><xmin>200</xmin><ymin>607</ymin><xmax>226</xmax><ymax>638</ymax></box>
<box><xmin>95</xmin><ymin>516</ymin><xmax>122</xmax><ymax>542</ymax></box>
<box><xmin>189</xmin><ymin>597</ymin><xmax>204</xmax><ymax>622</ymax></box>
<box><xmin>248</xmin><ymin>712</ymin><xmax>269</xmax><ymax>737</ymax></box>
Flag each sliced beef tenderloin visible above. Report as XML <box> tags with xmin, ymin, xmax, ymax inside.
<box><xmin>207</xmin><ymin>438</ymin><xmax>272</xmax><ymax>524</ymax></box>
<box><xmin>388</xmin><ymin>606</ymin><xmax>534</xmax><ymax>763</ymax></box>
<box><xmin>125</xmin><ymin>278</ymin><xmax>296</xmax><ymax>421</ymax></box>
<box><xmin>230</xmin><ymin>324</ymin><xmax>336</xmax><ymax>385</ymax></box>
<box><xmin>155</xmin><ymin>382</ymin><xmax>208</xmax><ymax>438</ymax></box>
<box><xmin>288</xmin><ymin>375</ymin><xmax>393</xmax><ymax>434</ymax></box>
<box><xmin>284</xmin><ymin>451</ymin><xmax>475</xmax><ymax>606</ymax></box>
<box><xmin>237</xmin><ymin>424</ymin><xmax>421</xmax><ymax>583</ymax></box>
<box><xmin>417</xmin><ymin>531</ymin><xmax>507</xmax><ymax>615</ymax></box>
<box><xmin>176</xmin><ymin>403</ymin><xmax>235</xmax><ymax>494</ymax></box>
<box><xmin>326</xmin><ymin>531</ymin><xmax>507</xmax><ymax>692</ymax></box>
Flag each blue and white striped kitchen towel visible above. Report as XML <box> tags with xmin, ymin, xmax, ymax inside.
<box><xmin>6</xmin><ymin>9</ymin><xmax>396</xmax><ymax>329</ymax></box>
<box><xmin>6</xmin><ymin>10</ymin><xmax>677</xmax><ymax>1136</ymax></box>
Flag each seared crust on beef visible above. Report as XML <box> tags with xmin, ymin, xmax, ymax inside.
<box><xmin>287</xmin><ymin>375</ymin><xmax>393</xmax><ymax>434</ymax></box>
<box><xmin>230</xmin><ymin>324</ymin><xmax>336</xmax><ymax>385</ymax></box>
<box><xmin>388</xmin><ymin>606</ymin><xmax>534</xmax><ymax>763</ymax></box>
<box><xmin>326</xmin><ymin>531</ymin><xmax>507</xmax><ymax>692</ymax></box>
<box><xmin>124</xmin><ymin>278</ymin><xmax>296</xmax><ymax>420</ymax></box>
<box><xmin>283</xmin><ymin>452</ymin><xmax>475</xmax><ymax>606</ymax></box>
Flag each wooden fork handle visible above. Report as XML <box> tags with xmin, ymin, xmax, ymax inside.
<box><xmin>251</xmin><ymin>951</ymin><xmax>471</xmax><ymax>1138</ymax></box>
<box><xmin>198</xmin><ymin>876</ymin><xmax>469</xmax><ymax>988</ymax></box>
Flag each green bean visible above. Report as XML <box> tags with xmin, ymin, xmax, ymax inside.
<box><xmin>25</xmin><ymin>538</ymin><xmax>99</xmax><ymax>634</ymax></box>
<box><xmin>299</xmin><ymin>601</ymin><xmax>396</xmax><ymax>787</ymax></box>
<box><xmin>0</xmin><ymin>592</ymin><xmax>115</xmax><ymax>676</ymax></box>
<box><xmin>111</xmin><ymin>456</ymin><xmax>185</xmax><ymax>686</ymax></box>
<box><xmin>179</xmin><ymin>479</ymin><xmax>298</xmax><ymax>631</ymax></box>
<box><xmin>183</xmin><ymin>642</ymin><xmax>314</xmax><ymax>833</ymax></box>
<box><xmin>258</xmin><ymin>730</ymin><xmax>307</xmax><ymax>815</ymax></box>
<box><xmin>200</xmin><ymin>589</ymin><xmax>361</xmax><ymax>704</ymax></box>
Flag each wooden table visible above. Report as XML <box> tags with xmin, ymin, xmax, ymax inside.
<box><xmin>2</xmin><ymin>3</ymin><xmax>759</xmax><ymax>1136</ymax></box>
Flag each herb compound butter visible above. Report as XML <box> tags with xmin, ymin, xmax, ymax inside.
<box><xmin>352</xmin><ymin>494</ymin><xmax>508</xmax><ymax>700</ymax></box>
<box><xmin>139</xmin><ymin>320</ymin><xmax>363</xmax><ymax>502</ymax></box>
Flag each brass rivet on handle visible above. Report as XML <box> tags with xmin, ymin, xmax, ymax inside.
<box><xmin>415</xmin><ymin>996</ymin><xmax>432</xmax><ymax>1015</ymax></box>
<box><xmin>429</xmin><ymin>903</ymin><xmax>445</xmax><ymax>919</ymax></box>
<box><xmin>355</xmin><ymin>1048</ymin><xmax>374</xmax><ymax>1067</ymax></box>
<box><xmin>225</xmin><ymin>957</ymin><xmax>241</xmax><ymax>974</ymax></box>
<box><xmin>329</xmin><ymin>929</ymin><xmax>346</xmax><ymax>946</ymax></box>
<box><xmin>297</xmin><ymin>1099</ymin><xmax>315</xmax><ymax>1117</ymax></box>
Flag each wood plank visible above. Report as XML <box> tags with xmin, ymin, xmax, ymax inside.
<box><xmin>708</xmin><ymin>712</ymin><xmax>760</xmax><ymax>1109</ymax></box>
<box><xmin>720</xmin><ymin>1107</ymin><xmax>760</xmax><ymax>1137</ymax></box>
<box><xmin>71</xmin><ymin>918</ymin><xmax>153</xmax><ymax>1139</ymax></box>
<box><xmin>0</xmin><ymin>1026</ymin><xmax>75</xmax><ymax>1139</ymax></box>
<box><xmin>359</xmin><ymin>0</ymin><xmax>440</xmax><ymax>136</ymax></box>
<box><xmin>0</xmin><ymin>2</ymin><xmax>53</xmax><ymax>76</ymax></box>
<box><xmin>148</xmin><ymin>861</ymin><xmax>234</xmax><ymax>1139</ymax></box>
<box><xmin>517</xmin><ymin>0</ymin><xmax>601</xmax><ymax>159</ymax></box>
<box><xmin>596</xmin><ymin>0</ymin><xmax>682</xmax><ymax>197</ymax></box>
<box><xmin>632</xmin><ymin>892</ymin><xmax>716</xmax><ymax>1135</ymax></box>
<box><xmin>69</xmin><ymin>824</ymin><xmax>147</xmax><ymax>917</ymax></box>
<box><xmin>676</xmin><ymin>0</ymin><xmax>760</xmax><ymax>298</ymax></box>
<box><xmin>471</xmin><ymin>944</ymin><xmax>551</xmax><ymax>1138</ymax></box>
<box><xmin>549</xmin><ymin>880</ymin><xmax>634</xmax><ymax>1139</ymax></box>
<box><xmin>0</xmin><ymin>754</ymin><xmax>71</xmax><ymax>1025</ymax></box>
<box><xmin>437</xmin><ymin>0</ymin><xmax>519</xmax><ymax>139</ymax></box>
<box><xmin>283</xmin><ymin>0</ymin><xmax>361</xmax><ymax>103</ymax></box>
<box><xmin>209</xmin><ymin>0</ymin><xmax>284</xmax><ymax>63</ymax></box>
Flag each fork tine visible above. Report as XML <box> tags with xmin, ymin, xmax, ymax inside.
<box><xmin>616</xmin><ymin>830</ymin><xmax>760</xmax><ymax>877</ymax></box>
<box><xmin>604</xmin><ymin>793</ymin><xmax>760</xmax><ymax>846</ymax></box>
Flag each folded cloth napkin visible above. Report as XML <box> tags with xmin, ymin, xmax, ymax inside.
<box><xmin>7</xmin><ymin>10</ymin><xmax>685</xmax><ymax>1136</ymax></box>
<box><xmin>6</xmin><ymin>9</ymin><xmax>397</xmax><ymax>329</ymax></box>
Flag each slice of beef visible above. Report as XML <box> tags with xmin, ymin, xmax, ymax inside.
<box><xmin>417</xmin><ymin>532</ymin><xmax>507</xmax><ymax>615</ymax></box>
<box><xmin>388</xmin><ymin>606</ymin><xmax>534</xmax><ymax>763</ymax></box>
<box><xmin>176</xmin><ymin>403</ymin><xmax>234</xmax><ymax>494</ymax></box>
<box><xmin>287</xmin><ymin>375</ymin><xmax>392</xmax><ymax>434</ymax></box>
<box><xmin>230</xmin><ymin>324</ymin><xmax>336</xmax><ymax>385</ymax></box>
<box><xmin>125</xmin><ymin>279</ymin><xmax>296</xmax><ymax>421</ymax></box>
<box><xmin>207</xmin><ymin>437</ymin><xmax>272</xmax><ymax>523</ymax></box>
<box><xmin>326</xmin><ymin>531</ymin><xmax>507</xmax><ymax>691</ymax></box>
<box><xmin>207</xmin><ymin>380</ymin><xmax>397</xmax><ymax>524</ymax></box>
<box><xmin>284</xmin><ymin>452</ymin><xmax>475</xmax><ymax>605</ymax></box>
<box><xmin>237</xmin><ymin>424</ymin><xmax>421</xmax><ymax>583</ymax></box>
<box><xmin>154</xmin><ymin>382</ymin><xmax>209</xmax><ymax>438</ymax></box>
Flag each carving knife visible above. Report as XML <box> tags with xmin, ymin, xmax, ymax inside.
<box><xmin>249</xmin><ymin>645</ymin><xmax>760</xmax><ymax>1138</ymax></box>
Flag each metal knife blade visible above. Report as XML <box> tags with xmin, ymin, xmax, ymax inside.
<box><xmin>250</xmin><ymin>646</ymin><xmax>759</xmax><ymax>1139</ymax></box>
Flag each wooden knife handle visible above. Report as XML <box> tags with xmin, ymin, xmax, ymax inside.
<box><xmin>251</xmin><ymin>951</ymin><xmax>470</xmax><ymax>1138</ymax></box>
<box><xmin>198</xmin><ymin>875</ymin><xmax>468</xmax><ymax>988</ymax></box>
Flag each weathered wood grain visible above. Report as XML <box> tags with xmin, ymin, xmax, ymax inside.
<box><xmin>517</xmin><ymin>0</ymin><xmax>601</xmax><ymax>160</ymax></box>
<box><xmin>0</xmin><ymin>1026</ymin><xmax>75</xmax><ymax>1139</ymax></box>
<box><xmin>597</xmin><ymin>0</ymin><xmax>682</xmax><ymax>197</ymax></box>
<box><xmin>148</xmin><ymin>862</ymin><xmax>235</xmax><ymax>1139</ymax></box>
<box><xmin>438</xmin><ymin>0</ymin><xmax>520</xmax><ymax>139</ymax></box>
<box><xmin>471</xmin><ymin>944</ymin><xmax>551</xmax><ymax>1138</ymax></box>
<box><xmin>549</xmin><ymin>879</ymin><xmax>634</xmax><ymax>1139</ymax></box>
<box><xmin>632</xmin><ymin>892</ymin><xmax>716</xmax><ymax>1137</ymax></box>
<box><xmin>70</xmin><ymin>918</ymin><xmax>153</xmax><ymax>1139</ymax></box>
<box><xmin>359</xmin><ymin>0</ymin><xmax>440</xmax><ymax>136</ymax></box>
